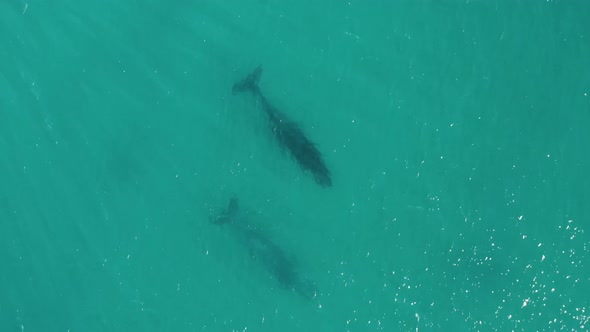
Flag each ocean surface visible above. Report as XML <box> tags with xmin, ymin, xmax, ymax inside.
<box><xmin>1</xmin><ymin>1</ymin><xmax>589</xmax><ymax>331</ymax></box>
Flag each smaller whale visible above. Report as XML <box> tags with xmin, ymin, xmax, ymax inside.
<box><xmin>211</xmin><ymin>196</ymin><xmax>317</xmax><ymax>300</ymax></box>
<box><xmin>233</xmin><ymin>66</ymin><xmax>332</xmax><ymax>187</ymax></box>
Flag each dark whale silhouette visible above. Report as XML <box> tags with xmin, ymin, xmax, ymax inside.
<box><xmin>211</xmin><ymin>196</ymin><xmax>317</xmax><ymax>300</ymax></box>
<box><xmin>232</xmin><ymin>66</ymin><xmax>332</xmax><ymax>187</ymax></box>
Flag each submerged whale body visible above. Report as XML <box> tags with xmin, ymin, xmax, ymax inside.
<box><xmin>232</xmin><ymin>66</ymin><xmax>332</xmax><ymax>187</ymax></box>
<box><xmin>211</xmin><ymin>197</ymin><xmax>317</xmax><ymax>300</ymax></box>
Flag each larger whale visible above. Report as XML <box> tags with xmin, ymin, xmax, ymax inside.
<box><xmin>232</xmin><ymin>66</ymin><xmax>332</xmax><ymax>187</ymax></box>
<box><xmin>211</xmin><ymin>196</ymin><xmax>317</xmax><ymax>300</ymax></box>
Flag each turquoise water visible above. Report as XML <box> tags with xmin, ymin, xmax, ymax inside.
<box><xmin>1</xmin><ymin>1</ymin><xmax>589</xmax><ymax>331</ymax></box>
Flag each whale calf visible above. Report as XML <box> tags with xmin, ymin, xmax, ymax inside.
<box><xmin>211</xmin><ymin>196</ymin><xmax>317</xmax><ymax>299</ymax></box>
<box><xmin>232</xmin><ymin>66</ymin><xmax>332</xmax><ymax>187</ymax></box>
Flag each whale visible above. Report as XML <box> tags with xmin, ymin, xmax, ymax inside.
<box><xmin>232</xmin><ymin>66</ymin><xmax>332</xmax><ymax>187</ymax></box>
<box><xmin>211</xmin><ymin>196</ymin><xmax>317</xmax><ymax>299</ymax></box>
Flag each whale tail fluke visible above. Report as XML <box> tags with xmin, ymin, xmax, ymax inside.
<box><xmin>211</xmin><ymin>196</ymin><xmax>239</xmax><ymax>225</ymax></box>
<box><xmin>232</xmin><ymin>65</ymin><xmax>262</xmax><ymax>95</ymax></box>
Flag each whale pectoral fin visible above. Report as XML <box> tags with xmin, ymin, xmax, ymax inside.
<box><xmin>232</xmin><ymin>65</ymin><xmax>263</xmax><ymax>94</ymax></box>
<box><xmin>210</xmin><ymin>214</ymin><xmax>230</xmax><ymax>225</ymax></box>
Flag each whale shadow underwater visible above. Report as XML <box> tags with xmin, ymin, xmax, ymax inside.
<box><xmin>232</xmin><ymin>65</ymin><xmax>332</xmax><ymax>187</ymax></box>
<box><xmin>210</xmin><ymin>196</ymin><xmax>318</xmax><ymax>300</ymax></box>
